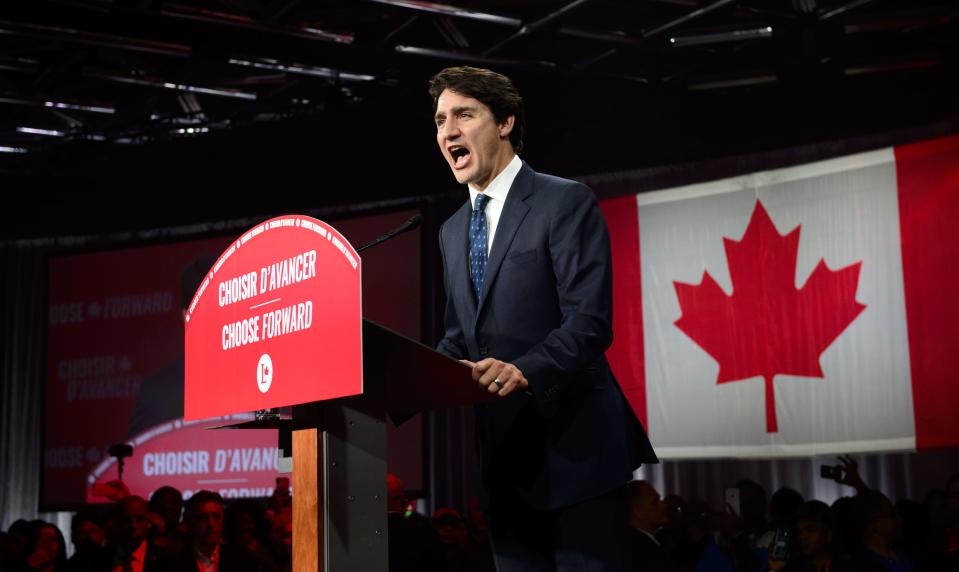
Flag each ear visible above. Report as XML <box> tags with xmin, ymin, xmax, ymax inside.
<box><xmin>498</xmin><ymin>115</ymin><xmax>515</xmax><ymax>140</ymax></box>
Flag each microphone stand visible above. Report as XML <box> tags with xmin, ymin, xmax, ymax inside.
<box><xmin>356</xmin><ymin>214</ymin><xmax>423</xmax><ymax>254</ymax></box>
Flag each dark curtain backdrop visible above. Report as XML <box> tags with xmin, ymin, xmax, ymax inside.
<box><xmin>1</xmin><ymin>240</ymin><xmax>54</xmax><ymax>530</ymax></box>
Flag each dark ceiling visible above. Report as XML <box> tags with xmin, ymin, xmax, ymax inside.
<box><xmin>1</xmin><ymin>0</ymin><xmax>957</xmax><ymax>239</ymax></box>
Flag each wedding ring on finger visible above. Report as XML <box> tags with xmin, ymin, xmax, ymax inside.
<box><xmin>493</xmin><ymin>378</ymin><xmax>504</xmax><ymax>389</ymax></box>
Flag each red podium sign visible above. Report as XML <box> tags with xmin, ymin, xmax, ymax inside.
<box><xmin>185</xmin><ymin>216</ymin><xmax>362</xmax><ymax>420</ymax></box>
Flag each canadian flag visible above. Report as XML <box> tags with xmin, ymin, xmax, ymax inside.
<box><xmin>600</xmin><ymin>135</ymin><xmax>959</xmax><ymax>458</ymax></box>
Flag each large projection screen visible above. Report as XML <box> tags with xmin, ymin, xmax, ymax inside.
<box><xmin>43</xmin><ymin>209</ymin><xmax>423</xmax><ymax>509</ymax></box>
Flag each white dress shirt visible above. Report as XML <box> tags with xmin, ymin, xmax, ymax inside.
<box><xmin>195</xmin><ymin>544</ymin><xmax>220</xmax><ymax>572</ymax></box>
<box><xmin>468</xmin><ymin>154</ymin><xmax>522</xmax><ymax>256</ymax></box>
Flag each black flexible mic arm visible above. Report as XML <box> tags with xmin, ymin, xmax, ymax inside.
<box><xmin>356</xmin><ymin>213</ymin><xmax>424</xmax><ymax>254</ymax></box>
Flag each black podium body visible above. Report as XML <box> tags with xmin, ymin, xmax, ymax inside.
<box><xmin>287</xmin><ymin>319</ymin><xmax>494</xmax><ymax>571</ymax></box>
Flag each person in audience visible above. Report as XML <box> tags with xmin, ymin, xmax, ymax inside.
<box><xmin>851</xmin><ymin>490</ymin><xmax>915</xmax><ymax>572</ymax></box>
<box><xmin>923</xmin><ymin>490</ymin><xmax>948</xmax><ymax>558</ymax></box>
<box><xmin>627</xmin><ymin>480</ymin><xmax>674</xmax><ymax>572</ymax></box>
<box><xmin>659</xmin><ymin>494</ymin><xmax>687</xmax><ymax>558</ymax></box>
<box><xmin>7</xmin><ymin>520</ymin><xmax>33</xmax><ymax>567</ymax></box>
<box><xmin>923</xmin><ymin>475</ymin><xmax>959</xmax><ymax>570</ymax></box>
<box><xmin>266</xmin><ymin>479</ymin><xmax>291</xmax><ymax>519</ymax></box>
<box><xmin>696</xmin><ymin>501</ymin><xmax>753</xmax><ymax>572</ymax></box>
<box><xmin>19</xmin><ymin>521</ymin><xmax>68</xmax><ymax>572</ymax></box>
<box><xmin>737</xmin><ymin>479</ymin><xmax>771</xmax><ymax>546</ymax></box>
<box><xmin>224</xmin><ymin>499</ymin><xmax>276</xmax><ymax>572</ymax></box>
<box><xmin>109</xmin><ymin>496</ymin><xmax>174</xmax><ymax>572</ymax></box>
<box><xmin>147</xmin><ymin>488</ymin><xmax>182</xmax><ymax>537</ymax></box>
<box><xmin>386</xmin><ymin>473</ymin><xmax>444</xmax><ymax>572</ymax></box>
<box><xmin>431</xmin><ymin>507</ymin><xmax>469</xmax><ymax>548</ymax></box>
<box><xmin>147</xmin><ymin>487</ymin><xmax>183</xmax><ymax>556</ymax></box>
<box><xmin>463</xmin><ymin>497</ymin><xmax>497</xmax><ymax>572</ymax></box>
<box><xmin>946</xmin><ymin>473</ymin><xmax>959</xmax><ymax>558</ymax></box>
<box><xmin>1</xmin><ymin>531</ymin><xmax>22</xmax><ymax>572</ymax></box>
<box><xmin>770</xmin><ymin>488</ymin><xmax>805</xmax><ymax>531</ymax></box>
<box><xmin>754</xmin><ymin>488</ymin><xmax>805</xmax><ymax>572</ymax></box>
<box><xmin>176</xmin><ymin>490</ymin><xmax>259</xmax><ymax>572</ymax></box>
<box><xmin>465</xmin><ymin>495</ymin><xmax>491</xmax><ymax>549</ymax></box>
<box><xmin>673</xmin><ymin>499</ymin><xmax>712</xmax><ymax>572</ymax></box>
<box><xmin>430</xmin><ymin>507</ymin><xmax>494</xmax><ymax>572</ymax></box>
<box><xmin>894</xmin><ymin>499</ymin><xmax>928</xmax><ymax>567</ymax></box>
<box><xmin>830</xmin><ymin>496</ymin><xmax>859</xmax><ymax>557</ymax></box>
<box><xmin>267</xmin><ymin>508</ymin><xmax>291</xmax><ymax>572</ymax></box>
<box><xmin>768</xmin><ymin>501</ymin><xmax>851</xmax><ymax>572</ymax></box>
<box><xmin>67</xmin><ymin>508</ymin><xmax>110</xmax><ymax>572</ymax></box>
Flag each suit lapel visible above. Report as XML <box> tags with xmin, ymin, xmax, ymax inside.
<box><xmin>476</xmin><ymin>163</ymin><xmax>534</xmax><ymax>319</ymax></box>
<box><xmin>447</xmin><ymin>201</ymin><xmax>477</xmax><ymax>319</ymax></box>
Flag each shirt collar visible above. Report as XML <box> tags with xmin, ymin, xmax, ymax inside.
<box><xmin>636</xmin><ymin>527</ymin><xmax>660</xmax><ymax>546</ymax></box>
<box><xmin>118</xmin><ymin>539</ymin><xmax>147</xmax><ymax>563</ymax></box>
<box><xmin>468</xmin><ymin>154</ymin><xmax>522</xmax><ymax>208</ymax></box>
<box><xmin>195</xmin><ymin>544</ymin><xmax>220</xmax><ymax>565</ymax></box>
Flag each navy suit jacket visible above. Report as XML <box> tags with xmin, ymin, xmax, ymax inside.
<box><xmin>437</xmin><ymin>162</ymin><xmax>658</xmax><ymax>511</ymax></box>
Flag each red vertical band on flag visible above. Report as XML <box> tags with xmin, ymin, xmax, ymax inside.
<box><xmin>600</xmin><ymin>195</ymin><xmax>647</xmax><ymax>427</ymax></box>
<box><xmin>895</xmin><ymin>134</ymin><xmax>959</xmax><ymax>450</ymax></box>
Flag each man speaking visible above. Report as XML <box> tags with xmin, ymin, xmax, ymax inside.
<box><xmin>431</xmin><ymin>66</ymin><xmax>658</xmax><ymax>571</ymax></box>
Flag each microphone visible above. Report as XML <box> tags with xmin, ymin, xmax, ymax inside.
<box><xmin>356</xmin><ymin>213</ymin><xmax>423</xmax><ymax>254</ymax></box>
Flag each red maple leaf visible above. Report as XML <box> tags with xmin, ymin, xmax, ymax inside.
<box><xmin>673</xmin><ymin>200</ymin><xmax>866</xmax><ymax>433</ymax></box>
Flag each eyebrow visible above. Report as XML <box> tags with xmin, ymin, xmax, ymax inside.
<box><xmin>435</xmin><ymin>105</ymin><xmax>478</xmax><ymax>120</ymax></box>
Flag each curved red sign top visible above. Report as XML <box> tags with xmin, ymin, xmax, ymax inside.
<box><xmin>184</xmin><ymin>216</ymin><xmax>362</xmax><ymax>420</ymax></box>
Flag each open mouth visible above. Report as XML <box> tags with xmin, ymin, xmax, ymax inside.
<box><xmin>449</xmin><ymin>145</ymin><xmax>471</xmax><ymax>169</ymax></box>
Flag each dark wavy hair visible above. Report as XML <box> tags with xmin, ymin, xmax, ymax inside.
<box><xmin>25</xmin><ymin>520</ymin><xmax>69</xmax><ymax>571</ymax></box>
<box><xmin>184</xmin><ymin>490</ymin><xmax>224</xmax><ymax>520</ymax></box>
<box><xmin>428</xmin><ymin>66</ymin><xmax>525</xmax><ymax>153</ymax></box>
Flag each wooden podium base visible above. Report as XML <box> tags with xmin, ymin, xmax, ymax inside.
<box><xmin>292</xmin><ymin>396</ymin><xmax>388</xmax><ymax>571</ymax></box>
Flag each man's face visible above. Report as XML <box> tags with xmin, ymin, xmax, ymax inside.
<box><xmin>154</xmin><ymin>490</ymin><xmax>182</xmax><ymax>525</ymax></box>
<box><xmin>189</xmin><ymin>501</ymin><xmax>224</xmax><ymax>546</ymax></box>
<box><xmin>435</xmin><ymin>89</ymin><xmax>514</xmax><ymax>190</ymax></box>
<box><xmin>116</xmin><ymin>498</ymin><xmax>151</xmax><ymax>548</ymax></box>
<box><xmin>36</xmin><ymin>526</ymin><xmax>60</xmax><ymax>561</ymax></box>
<box><xmin>867</xmin><ymin>498</ymin><xmax>899</xmax><ymax>542</ymax></box>
<box><xmin>75</xmin><ymin>520</ymin><xmax>105</xmax><ymax>550</ymax></box>
<box><xmin>431</xmin><ymin>509</ymin><xmax>468</xmax><ymax>546</ymax></box>
<box><xmin>797</xmin><ymin>519</ymin><xmax>829</xmax><ymax>558</ymax></box>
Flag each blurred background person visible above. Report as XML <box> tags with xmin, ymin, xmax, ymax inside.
<box><xmin>627</xmin><ymin>480</ymin><xmax>674</xmax><ymax>572</ymax></box>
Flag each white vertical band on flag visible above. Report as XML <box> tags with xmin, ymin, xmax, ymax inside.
<box><xmin>636</xmin><ymin>148</ymin><xmax>895</xmax><ymax>206</ymax></box>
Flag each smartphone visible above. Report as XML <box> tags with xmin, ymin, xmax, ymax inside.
<box><xmin>724</xmin><ymin>487</ymin><xmax>741</xmax><ymax>516</ymax></box>
<box><xmin>771</xmin><ymin>527</ymin><xmax>791</xmax><ymax>560</ymax></box>
<box><xmin>820</xmin><ymin>465</ymin><xmax>843</xmax><ymax>480</ymax></box>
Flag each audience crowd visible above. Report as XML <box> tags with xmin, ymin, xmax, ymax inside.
<box><xmin>627</xmin><ymin>458</ymin><xmax>959</xmax><ymax>572</ymax></box>
<box><xmin>1</xmin><ymin>458</ymin><xmax>956</xmax><ymax>572</ymax></box>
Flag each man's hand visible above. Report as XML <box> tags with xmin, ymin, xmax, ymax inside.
<box><xmin>91</xmin><ymin>479</ymin><xmax>130</xmax><ymax>501</ymax></box>
<box><xmin>147</xmin><ymin>512</ymin><xmax>166</xmax><ymax>535</ymax></box>
<box><xmin>468</xmin><ymin>358</ymin><xmax>529</xmax><ymax>397</ymax></box>
<box><xmin>26</xmin><ymin>549</ymin><xmax>53</xmax><ymax>570</ymax></box>
<box><xmin>835</xmin><ymin>454</ymin><xmax>868</xmax><ymax>492</ymax></box>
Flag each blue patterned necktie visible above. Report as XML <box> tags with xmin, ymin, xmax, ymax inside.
<box><xmin>470</xmin><ymin>193</ymin><xmax>491</xmax><ymax>298</ymax></box>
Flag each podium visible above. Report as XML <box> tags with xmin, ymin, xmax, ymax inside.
<box><xmin>287</xmin><ymin>319</ymin><xmax>494</xmax><ymax>571</ymax></box>
<box><xmin>184</xmin><ymin>215</ymin><xmax>493</xmax><ymax>570</ymax></box>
